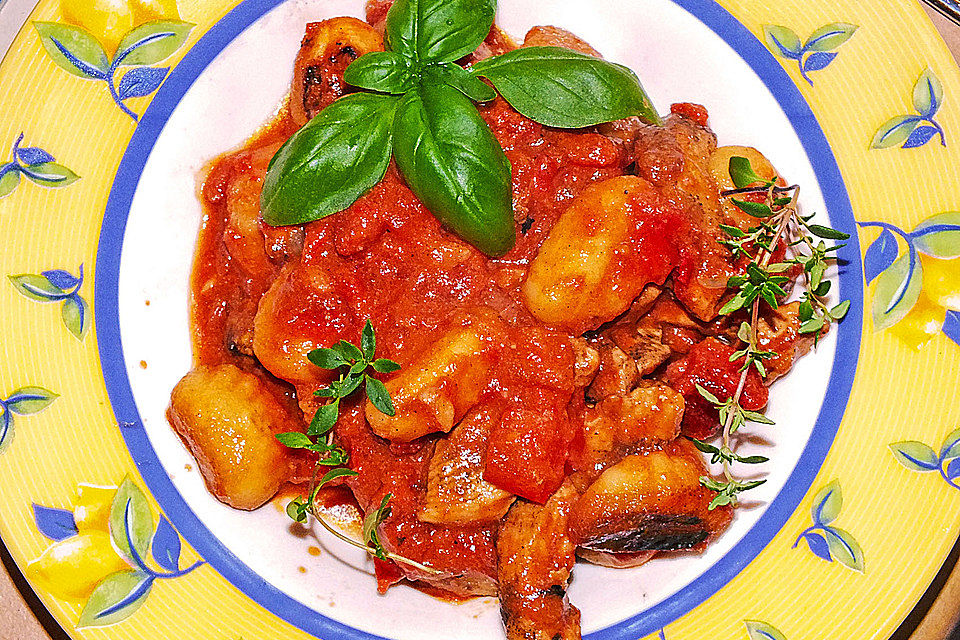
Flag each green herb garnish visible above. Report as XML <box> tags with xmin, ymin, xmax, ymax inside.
<box><xmin>697</xmin><ymin>157</ymin><xmax>851</xmax><ymax>509</ymax></box>
<box><xmin>261</xmin><ymin>0</ymin><xmax>661</xmax><ymax>256</ymax></box>
<box><xmin>277</xmin><ymin>321</ymin><xmax>434</xmax><ymax>573</ymax></box>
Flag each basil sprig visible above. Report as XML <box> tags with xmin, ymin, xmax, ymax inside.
<box><xmin>261</xmin><ymin>0</ymin><xmax>661</xmax><ymax>256</ymax></box>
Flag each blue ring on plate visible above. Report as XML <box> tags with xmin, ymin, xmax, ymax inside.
<box><xmin>95</xmin><ymin>0</ymin><xmax>863</xmax><ymax>638</ymax></box>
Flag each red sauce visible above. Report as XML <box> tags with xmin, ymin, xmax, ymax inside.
<box><xmin>190</xmin><ymin>70</ymin><xmax>762</xmax><ymax>597</ymax></box>
<box><xmin>665</xmin><ymin>337</ymin><xmax>769</xmax><ymax>439</ymax></box>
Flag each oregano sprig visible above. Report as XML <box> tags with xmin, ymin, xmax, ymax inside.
<box><xmin>262</xmin><ymin>0</ymin><xmax>661</xmax><ymax>256</ymax></box>
<box><xmin>696</xmin><ymin>157</ymin><xmax>850</xmax><ymax>510</ymax></box>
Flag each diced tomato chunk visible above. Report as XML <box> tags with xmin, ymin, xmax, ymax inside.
<box><xmin>670</xmin><ymin>102</ymin><xmax>710</xmax><ymax>127</ymax></box>
<box><xmin>483</xmin><ymin>387</ymin><xmax>571</xmax><ymax>503</ymax></box>
<box><xmin>666</xmin><ymin>337</ymin><xmax>768</xmax><ymax>439</ymax></box>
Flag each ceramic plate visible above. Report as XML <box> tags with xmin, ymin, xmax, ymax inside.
<box><xmin>0</xmin><ymin>1</ymin><xmax>958</xmax><ymax>639</ymax></box>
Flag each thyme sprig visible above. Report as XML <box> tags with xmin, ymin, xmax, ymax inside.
<box><xmin>696</xmin><ymin>157</ymin><xmax>850</xmax><ymax>510</ymax></box>
<box><xmin>276</xmin><ymin>321</ymin><xmax>439</xmax><ymax>574</ymax></box>
<box><xmin>286</xmin><ymin>466</ymin><xmax>439</xmax><ymax>575</ymax></box>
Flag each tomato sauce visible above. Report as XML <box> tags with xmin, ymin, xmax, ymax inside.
<box><xmin>665</xmin><ymin>337</ymin><xmax>769</xmax><ymax>439</ymax></box>
<box><xmin>190</xmin><ymin>86</ymin><xmax>755</xmax><ymax>595</ymax></box>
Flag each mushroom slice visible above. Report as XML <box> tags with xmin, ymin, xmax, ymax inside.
<box><xmin>569</xmin><ymin>440</ymin><xmax>732</xmax><ymax>557</ymax></box>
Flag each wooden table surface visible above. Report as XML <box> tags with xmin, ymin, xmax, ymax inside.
<box><xmin>2</xmin><ymin>4</ymin><xmax>960</xmax><ymax>640</ymax></box>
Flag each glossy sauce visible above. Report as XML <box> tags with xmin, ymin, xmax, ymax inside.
<box><xmin>192</xmin><ymin>92</ymin><xmax>733</xmax><ymax>597</ymax></box>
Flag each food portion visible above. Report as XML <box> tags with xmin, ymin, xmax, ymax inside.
<box><xmin>167</xmin><ymin>1</ymin><xmax>848</xmax><ymax>638</ymax></box>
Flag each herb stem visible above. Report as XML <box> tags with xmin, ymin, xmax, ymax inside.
<box><xmin>720</xmin><ymin>183</ymin><xmax>799</xmax><ymax>197</ymax></box>
<box><xmin>303</xmin><ymin>465</ymin><xmax>442</xmax><ymax>575</ymax></box>
<box><xmin>718</xmin><ymin>188</ymin><xmax>797</xmax><ymax>492</ymax></box>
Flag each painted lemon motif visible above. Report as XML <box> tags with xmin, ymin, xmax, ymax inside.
<box><xmin>59</xmin><ymin>0</ymin><xmax>181</xmax><ymax>55</ymax></box>
<box><xmin>25</xmin><ymin>531</ymin><xmax>129</xmax><ymax>601</ymax></box>
<box><xmin>73</xmin><ymin>484</ymin><xmax>117</xmax><ymax>532</ymax></box>
<box><xmin>921</xmin><ymin>255</ymin><xmax>960</xmax><ymax>310</ymax></box>
<box><xmin>889</xmin><ymin>291</ymin><xmax>947</xmax><ymax>349</ymax></box>
<box><xmin>130</xmin><ymin>0</ymin><xmax>181</xmax><ymax>23</ymax></box>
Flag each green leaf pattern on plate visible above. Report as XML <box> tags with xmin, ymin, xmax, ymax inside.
<box><xmin>871</xmin><ymin>254</ymin><xmax>923</xmax><ymax>331</ymax></box>
<box><xmin>871</xmin><ymin>68</ymin><xmax>946</xmax><ymax>149</ymax></box>
<box><xmin>109</xmin><ymin>477</ymin><xmax>155</xmax><ymax>563</ymax></box>
<box><xmin>77</xmin><ymin>570</ymin><xmax>154</xmax><ymax>629</ymax></box>
<box><xmin>890</xmin><ymin>429</ymin><xmax>960</xmax><ymax>491</ymax></box>
<box><xmin>29</xmin><ymin>477</ymin><xmax>205</xmax><ymax>628</ymax></box>
<box><xmin>0</xmin><ymin>133</ymin><xmax>80</xmax><ymax>199</ymax></box>
<box><xmin>793</xmin><ymin>479</ymin><xmax>865</xmax><ymax>572</ymax></box>
<box><xmin>857</xmin><ymin>214</ymin><xmax>960</xmax><ymax>344</ymax></box>
<box><xmin>762</xmin><ymin>22</ymin><xmax>857</xmax><ymax>85</ymax></box>
<box><xmin>33</xmin><ymin>18</ymin><xmax>194</xmax><ymax>121</ymax></box>
<box><xmin>744</xmin><ymin>620</ymin><xmax>789</xmax><ymax>640</ymax></box>
<box><xmin>0</xmin><ymin>386</ymin><xmax>58</xmax><ymax>454</ymax></box>
<box><xmin>8</xmin><ymin>265</ymin><xmax>90</xmax><ymax>340</ymax></box>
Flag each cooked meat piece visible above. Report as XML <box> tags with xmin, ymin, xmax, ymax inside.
<box><xmin>290</xmin><ymin>18</ymin><xmax>384</xmax><ymax>126</ymax></box>
<box><xmin>365</xmin><ymin>308</ymin><xmax>506</xmax><ymax>442</ymax></box>
<box><xmin>607</xmin><ymin>291</ymin><xmax>706</xmax><ymax>376</ymax></box>
<box><xmin>168</xmin><ymin>365</ymin><xmax>298</xmax><ymax>510</ymax></box>
<box><xmin>596</xmin><ymin>116</ymin><xmax>644</xmax><ymax>160</ymax></box>
<box><xmin>523</xmin><ymin>176</ymin><xmax>682</xmax><ymax>334</ymax></box>
<box><xmin>419</xmin><ymin>402</ymin><xmax>516</xmax><ymax>525</ymax></box>
<box><xmin>571</xmin><ymin>337</ymin><xmax>600</xmax><ymax>388</ymax></box>
<box><xmin>634</xmin><ymin>113</ymin><xmax>732</xmax><ymax>321</ymax></box>
<box><xmin>609</xmin><ymin>323</ymin><xmax>672</xmax><ymax>377</ymax></box>
<box><xmin>755</xmin><ymin>301</ymin><xmax>822</xmax><ymax>383</ymax></box>
<box><xmin>522</xmin><ymin>25</ymin><xmax>602</xmax><ymax>57</ymax></box>
<box><xmin>497</xmin><ymin>482</ymin><xmax>581</xmax><ymax>640</ymax></box>
<box><xmin>573</xmin><ymin>383</ymin><xmax>684</xmax><ymax>477</ymax></box>
<box><xmin>586</xmin><ymin>340</ymin><xmax>639</xmax><ymax>404</ymax></box>
<box><xmin>568</xmin><ymin>439</ymin><xmax>732</xmax><ymax>556</ymax></box>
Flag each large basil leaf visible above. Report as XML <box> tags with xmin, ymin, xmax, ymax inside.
<box><xmin>343</xmin><ymin>51</ymin><xmax>415</xmax><ymax>94</ymax></box>
<box><xmin>385</xmin><ymin>0</ymin><xmax>496</xmax><ymax>64</ymax></box>
<box><xmin>262</xmin><ymin>93</ymin><xmax>398</xmax><ymax>225</ymax></box>
<box><xmin>393</xmin><ymin>83</ymin><xmax>514</xmax><ymax>256</ymax></box>
<box><xmin>471</xmin><ymin>47</ymin><xmax>661</xmax><ymax>128</ymax></box>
